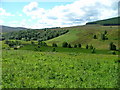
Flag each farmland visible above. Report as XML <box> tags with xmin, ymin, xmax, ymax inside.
<box><xmin>2</xmin><ymin>50</ymin><xmax>119</xmax><ymax>88</ymax></box>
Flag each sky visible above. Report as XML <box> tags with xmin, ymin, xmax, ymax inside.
<box><xmin>0</xmin><ymin>0</ymin><xmax>119</xmax><ymax>29</ymax></box>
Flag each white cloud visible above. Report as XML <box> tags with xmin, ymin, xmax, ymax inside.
<box><xmin>0</xmin><ymin>8</ymin><xmax>14</xmax><ymax>16</ymax></box>
<box><xmin>0</xmin><ymin>20</ymin><xmax>4</xmax><ymax>24</ymax></box>
<box><xmin>22</xmin><ymin>0</ymin><xmax>118</xmax><ymax>29</ymax></box>
<box><xmin>19</xmin><ymin>14</ymin><xmax>23</xmax><ymax>17</ymax></box>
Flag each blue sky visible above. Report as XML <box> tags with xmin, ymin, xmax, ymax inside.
<box><xmin>0</xmin><ymin>0</ymin><xmax>118</xmax><ymax>29</ymax></box>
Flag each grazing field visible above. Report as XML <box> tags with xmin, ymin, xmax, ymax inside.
<box><xmin>2</xmin><ymin>50</ymin><xmax>119</xmax><ymax>88</ymax></box>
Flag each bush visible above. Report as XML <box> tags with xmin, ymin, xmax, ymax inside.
<box><xmin>31</xmin><ymin>41</ymin><xmax>34</xmax><ymax>44</ymax></box>
<box><xmin>38</xmin><ymin>46</ymin><xmax>40</xmax><ymax>48</ymax></box>
<box><xmin>52</xmin><ymin>43</ymin><xmax>57</xmax><ymax>47</ymax></box>
<box><xmin>104</xmin><ymin>30</ymin><xmax>107</xmax><ymax>34</ymax></box>
<box><xmin>109</xmin><ymin>42</ymin><xmax>116</xmax><ymax>50</ymax></box>
<box><xmin>93</xmin><ymin>35</ymin><xmax>97</xmax><ymax>39</ymax></box>
<box><xmin>78</xmin><ymin>44</ymin><xmax>81</xmax><ymax>48</ymax></box>
<box><xmin>14</xmin><ymin>47</ymin><xmax>18</xmax><ymax>50</ymax></box>
<box><xmin>112</xmin><ymin>51</ymin><xmax>116</xmax><ymax>55</ymax></box>
<box><xmin>68</xmin><ymin>44</ymin><xmax>72</xmax><ymax>48</ymax></box>
<box><xmin>86</xmin><ymin>45</ymin><xmax>89</xmax><ymax>49</ymax></box>
<box><xmin>52</xmin><ymin>48</ymin><xmax>56</xmax><ymax>52</ymax></box>
<box><xmin>91</xmin><ymin>48</ymin><xmax>96</xmax><ymax>53</ymax></box>
<box><xmin>90</xmin><ymin>45</ymin><xmax>93</xmax><ymax>49</ymax></box>
<box><xmin>62</xmin><ymin>42</ymin><xmax>68</xmax><ymax>48</ymax></box>
<box><xmin>74</xmin><ymin>44</ymin><xmax>77</xmax><ymax>48</ymax></box>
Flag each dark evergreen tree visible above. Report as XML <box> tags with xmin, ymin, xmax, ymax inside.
<box><xmin>78</xmin><ymin>44</ymin><xmax>81</xmax><ymax>48</ymax></box>
<box><xmin>101</xmin><ymin>34</ymin><xmax>106</xmax><ymax>40</ymax></box>
<box><xmin>93</xmin><ymin>35</ymin><xmax>97</xmax><ymax>39</ymax></box>
<box><xmin>68</xmin><ymin>44</ymin><xmax>72</xmax><ymax>48</ymax></box>
<box><xmin>31</xmin><ymin>41</ymin><xmax>34</xmax><ymax>44</ymax></box>
<box><xmin>38</xmin><ymin>46</ymin><xmax>40</xmax><ymax>48</ymax></box>
<box><xmin>90</xmin><ymin>45</ymin><xmax>93</xmax><ymax>49</ymax></box>
<box><xmin>52</xmin><ymin>43</ymin><xmax>57</xmax><ymax>47</ymax></box>
<box><xmin>109</xmin><ymin>42</ymin><xmax>116</xmax><ymax>50</ymax></box>
<box><xmin>104</xmin><ymin>30</ymin><xmax>107</xmax><ymax>35</ymax></box>
<box><xmin>91</xmin><ymin>48</ymin><xmax>96</xmax><ymax>53</ymax></box>
<box><xmin>62</xmin><ymin>42</ymin><xmax>68</xmax><ymax>47</ymax></box>
<box><xmin>74</xmin><ymin>44</ymin><xmax>77</xmax><ymax>48</ymax></box>
<box><xmin>86</xmin><ymin>45</ymin><xmax>89</xmax><ymax>49</ymax></box>
<box><xmin>112</xmin><ymin>51</ymin><xmax>116</xmax><ymax>55</ymax></box>
<box><xmin>52</xmin><ymin>48</ymin><xmax>56</xmax><ymax>52</ymax></box>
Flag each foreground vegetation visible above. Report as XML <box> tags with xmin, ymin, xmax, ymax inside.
<box><xmin>1</xmin><ymin>17</ymin><xmax>119</xmax><ymax>88</ymax></box>
<box><xmin>2</xmin><ymin>50</ymin><xmax>119</xmax><ymax>88</ymax></box>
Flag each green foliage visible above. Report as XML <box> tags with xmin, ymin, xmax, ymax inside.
<box><xmin>78</xmin><ymin>44</ymin><xmax>81</xmax><ymax>48</ymax></box>
<box><xmin>52</xmin><ymin>48</ymin><xmax>56</xmax><ymax>52</ymax></box>
<box><xmin>52</xmin><ymin>43</ymin><xmax>57</xmax><ymax>47</ymax></box>
<box><xmin>2</xmin><ymin>29</ymin><xmax>69</xmax><ymax>41</ymax></box>
<box><xmin>31</xmin><ymin>41</ymin><xmax>34</xmax><ymax>44</ymax></box>
<box><xmin>38</xmin><ymin>41</ymin><xmax>47</xmax><ymax>46</ymax></box>
<box><xmin>91</xmin><ymin>48</ymin><xmax>96</xmax><ymax>53</ymax></box>
<box><xmin>4</xmin><ymin>40</ymin><xmax>21</xmax><ymax>47</ymax></box>
<box><xmin>104</xmin><ymin>30</ymin><xmax>107</xmax><ymax>34</ymax></box>
<box><xmin>62</xmin><ymin>42</ymin><xmax>68</xmax><ymax>48</ymax></box>
<box><xmin>2</xmin><ymin>50</ymin><xmax>118</xmax><ymax>88</ymax></box>
<box><xmin>86</xmin><ymin>45</ymin><xmax>89</xmax><ymax>49</ymax></box>
<box><xmin>74</xmin><ymin>44</ymin><xmax>77</xmax><ymax>48</ymax></box>
<box><xmin>86</xmin><ymin>17</ymin><xmax>120</xmax><ymax>26</ymax></box>
<box><xmin>68</xmin><ymin>44</ymin><xmax>72</xmax><ymax>48</ymax></box>
<box><xmin>93</xmin><ymin>35</ymin><xmax>97</xmax><ymax>39</ymax></box>
<box><xmin>112</xmin><ymin>51</ymin><xmax>116</xmax><ymax>55</ymax></box>
<box><xmin>90</xmin><ymin>45</ymin><xmax>93</xmax><ymax>49</ymax></box>
<box><xmin>101</xmin><ymin>32</ymin><xmax>108</xmax><ymax>40</ymax></box>
<box><xmin>109</xmin><ymin>42</ymin><xmax>116</xmax><ymax>50</ymax></box>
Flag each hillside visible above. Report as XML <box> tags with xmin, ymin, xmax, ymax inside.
<box><xmin>86</xmin><ymin>17</ymin><xmax>120</xmax><ymax>26</ymax></box>
<box><xmin>45</xmin><ymin>25</ymin><xmax>118</xmax><ymax>50</ymax></box>
<box><xmin>0</xmin><ymin>25</ymin><xmax>27</xmax><ymax>33</ymax></box>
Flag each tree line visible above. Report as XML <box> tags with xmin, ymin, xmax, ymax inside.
<box><xmin>2</xmin><ymin>29</ymin><xmax>69</xmax><ymax>41</ymax></box>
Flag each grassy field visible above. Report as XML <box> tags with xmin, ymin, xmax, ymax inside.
<box><xmin>18</xmin><ymin>44</ymin><xmax>118</xmax><ymax>55</ymax></box>
<box><xmin>2</xmin><ymin>50</ymin><xmax>119</xmax><ymax>88</ymax></box>
<box><xmin>1</xmin><ymin>17</ymin><xmax>119</xmax><ymax>88</ymax></box>
<box><xmin>46</xmin><ymin>25</ymin><xmax>118</xmax><ymax>50</ymax></box>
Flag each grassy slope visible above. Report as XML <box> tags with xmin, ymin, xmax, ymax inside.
<box><xmin>86</xmin><ymin>17</ymin><xmax>120</xmax><ymax>25</ymax></box>
<box><xmin>46</xmin><ymin>25</ymin><xmax>118</xmax><ymax>50</ymax></box>
<box><xmin>2</xmin><ymin>50</ymin><xmax>118</xmax><ymax>88</ymax></box>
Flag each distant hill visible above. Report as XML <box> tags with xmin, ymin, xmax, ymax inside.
<box><xmin>0</xmin><ymin>25</ymin><xmax>27</xmax><ymax>33</ymax></box>
<box><xmin>86</xmin><ymin>17</ymin><xmax>120</xmax><ymax>26</ymax></box>
<box><xmin>46</xmin><ymin>17</ymin><xmax>119</xmax><ymax>50</ymax></box>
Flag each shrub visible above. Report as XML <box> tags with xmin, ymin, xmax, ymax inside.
<box><xmin>52</xmin><ymin>43</ymin><xmax>57</xmax><ymax>47</ymax></box>
<box><xmin>62</xmin><ymin>42</ymin><xmax>68</xmax><ymax>48</ymax></box>
<box><xmin>104</xmin><ymin>30</ymin><xmax>107</xmax><ymax>35</ymax></box>
<box><xmin>112</xmin><ymin>51</ymin><xmax>116</xmax><ymax>55</ymax></box>
<box><xmin>91</xmin><ymin>48</ymin><xmax>96</xmax><ymax>53</ymax></box>
<box><xmin>109</xmin><ymin>42</ymin><xmax>116</xmax><ymax>50</ymax></box>
<box><xmin>38</xmin><ymin>46</ymin><xmax>40</xmax><ymax>48</ymax></box>
<box><xmin>52</xmin><ymin>48</ymin><xmax>56</xmax><ymax>52</ymax></box>
<box><xmin>86</xmin><ymin>45</ymin><xmax>89</xmax><ymax>49</ymax></box>
<box><xmin>74</xmin><ymin>44</ymin><xmax>77</xmax><ymax>48</ymax></box>
<box><xmin>78</xmin><ymin>44</ymin><xmax>81</xmax><ymax>48</ymax></box>
<box><xmin>68</xmin><ymin>44</ymin><xmax>72</xmax><ymax>48</ymax></box>
<box><xmin>31</xmin><ymin>41</ymin><xmax>34</xmax><ymax>44</ymax></box>
<box><xmin>90</xmin><ymin>45</ymin><xmax>93</xmax><ymax>49</ymax></box>
<box><xmin>93</xmin><ymin>35</ymin><xmax>97</xmax><ymax>39</ymax></box>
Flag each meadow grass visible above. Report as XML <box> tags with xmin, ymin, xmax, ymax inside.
<box><xmin>2</xmin><ymin>50</ymin><xmax>119</xmax><ymax>88</ymax></box>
